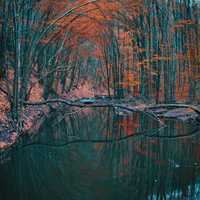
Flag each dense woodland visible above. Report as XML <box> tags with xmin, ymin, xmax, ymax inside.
<box><xmin>0</xmin><ymin>0</ymin><xmax>200</xmax><ymax>133</ymax></box>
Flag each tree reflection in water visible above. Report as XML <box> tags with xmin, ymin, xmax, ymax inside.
<box><xmin>0</xmin><ymin>107</ymin><xmax>200</xmax><ymax>200</ymax></box>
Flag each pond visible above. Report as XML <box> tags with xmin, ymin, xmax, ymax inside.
<box><xmin>0</xmin><ymin>107</ymin><xmax>200</xmax><ymax>200</ymax></box>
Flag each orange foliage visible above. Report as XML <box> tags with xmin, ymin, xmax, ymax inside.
<box><xmin>38</xmin><ymin>0</ymin><xmax>121</xmax><ymax>46</ymax></box>
<box><xmin>37</xmin><ymin>0</ymin><xmax>199</xmax><ymax>102</ymax></box>
<box><xmin>171</xmin><ymin>19</ymin><xmax>194</xmax><ymax>31</ymax></box>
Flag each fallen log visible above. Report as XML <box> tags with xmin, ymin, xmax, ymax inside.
<box><xmin>23</xmin><ymin>99</ymin><xmax>200</xmax><ymax>128</ymax></box>
<box><xmin>146</xmin><ymin>104</ymin><xmax>200</xmax><ymax>115</ymax></box>
<box><xmin>23</xmin><ymin>98</ymin><xmax>165</xmax><ymax>127</ymax></box>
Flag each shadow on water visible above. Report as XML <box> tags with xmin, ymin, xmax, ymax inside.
<box><xmin>1</xmin><ymin>107</ymin><xmax>200</xmax><ymax>200</ymax></box>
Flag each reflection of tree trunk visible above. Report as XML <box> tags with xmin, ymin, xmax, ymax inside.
<box><xmin>13</xmin><ymin>1</ymin><xmax>22</xmax><ymax>132</ymax></box>
<box><xmin>106</xmin><ymin>108</ymin><xmax>111</xmax><ymax>140</ymax></box>
<box><xmin>69</xmin><ymin>114</ymin><xmax>77</xmax><ymax>137</ymax></box>
<box><xmin>156</xmin><ymin>64</ymin><xmax>161</xmax><ymax>104</ymax></box>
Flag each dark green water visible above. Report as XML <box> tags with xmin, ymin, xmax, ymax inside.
<box><xmin>1</xmin><ymin>107</ymin><xmax>200</xmax><ymax>200</ymax></box>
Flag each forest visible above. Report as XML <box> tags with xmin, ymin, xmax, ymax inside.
<box><xmin>0</xmin><ymin>1</ymin><xmax>200</xmax><ymax>199</ymax></box>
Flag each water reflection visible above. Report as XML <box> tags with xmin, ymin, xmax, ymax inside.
<box><xmin>0</xmin><ymin>107</ymin><xmax>200</xmax><ymax>200</ymax></box>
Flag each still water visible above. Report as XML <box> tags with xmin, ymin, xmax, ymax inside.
<box><xmin>0</xmin><ymin>107</ymin><xmax>200</xmax><ymax>200</ymax></box>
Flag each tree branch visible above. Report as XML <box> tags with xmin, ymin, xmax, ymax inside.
<box><xmin>37</xmin><ymin>0</ymin><xmax>98</xmax><ymax>45</ymax></box>
<box><xmin>146</xmin><ymin>104</ymin><xmax>200</xmax><ymax>115</ymax></box>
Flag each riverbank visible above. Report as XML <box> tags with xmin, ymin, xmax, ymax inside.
<box><xmin>0</xmin><ymin>96</ymin><xmax>150</xmax><ymax>150</ymax></box>
<box><xmin>0</xmin><ymin>92</ymin><xmax>200</xmax><ymax>151</ymax></box>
